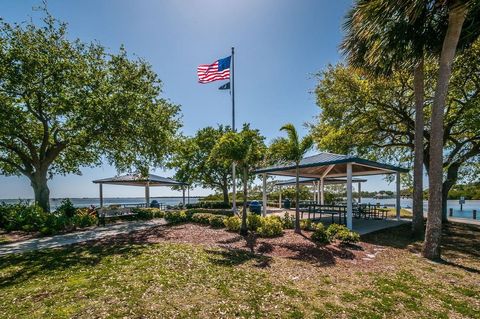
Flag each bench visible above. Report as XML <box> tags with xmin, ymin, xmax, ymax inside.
<box><xmin>96</xmin><ymin>207</ymin><xmax>136</xmax><ymax>226</ymax></box>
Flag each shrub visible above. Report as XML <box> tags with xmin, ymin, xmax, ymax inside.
<box><xmin>300</xmin><ymin>219</ymin><xmax>314</xmax><ymax>230</ymax></box>
<box><xmin>281</xmin><ymin>212</ymin><xmax>294</xmax><ymax>229</ymax></box>
<box><xmin>72</xmin><ymin>209</ymin><xmax>97</xmax><ymax>228</ymax></box>
<box><xmin>186</xmin><ymin>208</ymin><xmax>234</xmax><ymax>217</ymax></box>
<box><xmin>57</xmin><ymin>199</ymin><xmax>76</xmax><ymax>218</ymax></box>
<box><xmin>209</xmin><ymin>215</ymin><xmax>226</xmax><ymax>228</ymax></box>
<box><xmin>325</xmin><ymin>223</ymin><xmax>344</xmax><ymax>239</ymax></box>
<box><xmin>192</xmin><ymin>213</ymin><xmax>214</xmax><ymax>224</ymax></box>
<box><xmin>311</xmin><ymin>223</ymin><xmax>329</xmax><ymax>244</ymax></box>
<box><xmin>164</xmin><ymin>210</ymin><xmax>188</xmax><ymax>224</ymax></box>
<box><xmin>325</xmin><ymin>224</ymin><xmax>360</xmax><ymax>244</ymax></box>
<box><xmin>224</xmin><ymin>216</ymin><xmax>241</xmax><ymax>232</ymax></box>
<box><xmin>335</xmin><ymin>229</ymin><xmax>360</xmax><ymax>244</ymax></box>
<box><xmin>0</xmin><ymin>203</ymin><xmax>48</xmax><ymax>232</ymax></box>
<box><xmin>247</xmin><ymin>214</ymin><xmax>263</xmax><ymax>231</ymax></box>
<box><xmin>257</xmin><ymin>216</ymin><xmax>283</xmax><ymax>237</ymax></box>
<box><xmin>132</xmin><ymin>208</ymin><xmax>164</xmax><ymax>219</ymax></box>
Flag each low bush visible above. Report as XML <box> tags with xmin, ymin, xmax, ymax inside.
<box><xmin>311</xmin><ymin>223</ymin><xmax>329</xmax><ymax>244</ymax></box>
<box><xmin>247</xmin><ymin>214</ymin><xmax>263</xmax><ymax>231</ymax></box>
<box><xmin>57</xmin><ymin>199</ymin><xmax>76</xmax><ymax>218</ymax></box>
<box><xmin>186</xmin><ymin>201</ymin><xmax>232</xmax><ymax>209</ymax></box>
<box><xmin>209</xmin><ymin>215</ymin><xmax>226</xmax><ymax>228</ymax></box>
<box><xmin>131</xmin><ymin>208</ymin><xmax>164</xmax><ymax>219</ymax></box>
<box><xmin>0</xmin><ymin>202</ymin><xmax>98</xmax><ymax>236</ymax></box>
<box><xmin>186</xmin><ymin>208</ymin><xmax>234</xmax><ymax>217</ymax></box>
<box><xmin>300</xmin><ymin>219</ymin><xmax>314</xmax><ymax>230</ymax></box>
<box><xmin>191</xmin><ymin>213</ymin><xmax>213</xmax><ymax>224</ymax></box>
<box><xmin>325</xmin><ymin>224</ymin><xmax>360</xmax><ymax>244</ymax></box>
<box><xmin>164</xmin><ymin>210</ymin><xmax>188</xmax><ymax>224</ymax></box>
<box><xmin>281</xmin><ymin>212</ymin><xmax>295</xmax><ymax>229</ymax></box>
<box><xmin>224</xmin><ymin>216</ymin><xmax>241</xmax><ymax>232</ymax></box>
<box><xmin>257</xmin><ymin>215</ymin><xmax>283</xmax><ymax>237</ymax></box>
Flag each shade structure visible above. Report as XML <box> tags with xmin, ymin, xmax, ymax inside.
<box><xmin>255</xmin><ymin>152</ymin><xmax>408</xmax><ymax>229</ymax></box>
<box><xmin>274</xmin><ymin>177</ymin><xmax>367</xmax><ymax>186</ymax></box>
<box><xmin>92</xmin><ymin>173</ymin><xmax>189</xmax><ymax>208</ymax></box>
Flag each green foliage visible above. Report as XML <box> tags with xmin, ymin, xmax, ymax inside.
<box><xmin>311</xmin><ymin>42</ymin><xmax>480</xmax><ymax>186</ymax></box>
<box><xmin>57</xmin><ymin>199</ymin><xmax>76</xmax><ymax>218</ymax></box>
<box><xmin>186</xmin><ymin>201</ymin><xmax>232</xmax><ymax>209</ymax></box>
<box><xmin>191</xmin><ymin>213</ymin><xmax>214</xmax><ymax>224</ymax></box>
<box><xmin>447</xmin><ymin>183</ymin><xmax>480</xmax><ymax>200</ymax></box>
<box><xmin>191</xmin><ymin>213</ymin><xmax>226</xmax><ymax>228</ymax></box>
<box><xmin>208</xmin><ymin>215</ymin><xmax>226</xmax><ymax>228</ymax></box>
<box><xmin>164</xmin><ymin>211</ymin><xmax>188</xmax><ymax>224</ymax></box>
<box><xmin>224</xmin><ymin>216</ymin><xmax>242</xmax><ymax>232</ymax></box>
<box><xmin>0</xmin><ymin>203</ymin><xmax>97</xmax><ymax>235</ymax></box>
<box><xmin>281</xmin><ymin>212</ymin><xmax>295</xmax><ymax>229</ymax></box>
<box><xmin>168</xmin><ymin>126</ymin><xmax>233</xmax><ymax>203</ymax></box>
<box><xmin>0</xmin><ymin>10</ymin><xmax>181</xmax><ymax>211</ymax></box>
<box><xmin>269</xmin><ymin>123</ymin><xmax>314</xmax><ymax>165</ymax></box>
<box><xmin>326</xmin><ymin>224</ymin><xmax>360</xmax><ymax>244</ymax></box>
<box><xmin>131</xmin><ymin>208</ymin><xmax>164</xmax><ymax>219</ymax></box>
<box><xmin>311</xmin><ymin>223</ymin><xmax>330</xmax><ymax>244</ymax></box>
<box><xmin>185</xmin><ymin>208</ymin><xmax>234</xmax><ymax>217</ymax></box>
<box><xmin>247</xmin><ymin>214</ymin><xmax>263</xmax><ymax>231</ymax></box>
<box><xmin>257</xmin><ymin>216</ymin><xmax>284</xmax><ymax>238</ymax></box>
<box><xmin>300</xmin><ymin>219</ymin><xmax>314</xmax><ymax>231</ymax></box>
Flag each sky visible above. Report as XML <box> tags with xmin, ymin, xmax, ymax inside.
<box><xmin>0</xmin><ymin>0</ymin><xmax>399</xmax><ymax>199</ymax></box>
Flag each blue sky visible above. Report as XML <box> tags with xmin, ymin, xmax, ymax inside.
<box><xmin>0</xmin><ymin>0</ymin><xmax>398</xmax><ymax>199</ymax></box>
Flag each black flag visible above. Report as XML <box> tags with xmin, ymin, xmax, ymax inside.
<box><xmin>218</xmin><ymin>82</ymin><xmax>230</xmax><ymax>90</ymax></box>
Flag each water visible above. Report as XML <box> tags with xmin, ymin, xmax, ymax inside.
<box><xmin>359</xmin><ymin>197</ymin><xmax>479</xmax><ymax>220</ymax></box>
<box><xmin>0</xmin><ymin>197</ymin><xmax>201</xmax><ymax>210</ymax></box>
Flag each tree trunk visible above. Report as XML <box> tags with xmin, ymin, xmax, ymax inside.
<box><xmin>294</xmin><ymin>165</ymin><xmax>301</xmax><ymax>234</ymax></box>
<box><xmin>412</xmin><ymin>58</ymin><xmax>425</xmax><ymax>238</ymax></box>
<box><xmin>423</xmin><ymin>2</ymin><xmax>467</xmax><ymax>260</ymax></box>
<box><xmin>222</xmin><ymin>185</ymin><xmax>229</xmax><ymax>206</ymax></box>
<box><xmin>240</xmin><ymin>167</ymin><xmax>248</xmax><ymax>236</ymax></box>
<box><xmin>30</xmin><ymin>170</ymin><xmax>50</xmax><ymax>212</ymax></box>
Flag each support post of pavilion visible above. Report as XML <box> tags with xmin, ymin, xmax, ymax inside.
<box><xmin>358</xmin><ymin>181</ymin><xmax>362</xmax><ymax>203</ymax></box>
<box><xmin>396</xmin><ymin>171</ymin><xmax>401</xmax><ymax>220</ymax></box>
<box><xmin>99</xmin><ymin>183</ymin><xmax>103</xmax><ymax>208</ymax></box>
<box><xmin>182</xmin><ymin>187</ymin><xmax>186</xmax><ymax>208</ymax></box>
<box><xmin>346</xmin><ymin>163</ymin><xmax>353</xmax><ymax>229</ymax></box>
<box><xmin>145</xmin><ymin>181</ymin><xmax>150</xmax><ymax>208</ymax></box>
<box><xmin>319</xmin><ymin>178</ymin><xmax>324</xmax><ymax>205</ymax></box>
<box><xmin>278</xmin><ymin>186</ymin><xmax>282</xmax><ymax>208</ymax></box>
<box><xmin>262</xmin><ymin>173</ymin><xmax>267</xmax><ymax>217</ymax></box>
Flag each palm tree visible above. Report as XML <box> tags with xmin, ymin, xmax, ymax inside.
<box><xmin>270</xmin><ymin>124</ymin><xmax>313</xmax><ymax>233</ymax></box>
<box><xmin>211</xmin><ymin>124</ymin><xmax>266</xmax><ymax>235</ymax></box>
<box><xmin>341</xmin><ymin>0</ymin><xmax>432</xmax><ymax>238</ymax></box>
<box><xmin>342</xmin><ymin>0</ymin><xmax>480</xmax><ymax>259</ymax></box>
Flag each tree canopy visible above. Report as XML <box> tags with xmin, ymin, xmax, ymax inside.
<box><xmin>310</xmin><ymin>39</ymin><xmax>480</xmax><ymax>211</ymax></box>
<box><xmin>0</xmin><ymin>13</ymin><xmax>181</xmax><ymax>211</ymax></box>
<box><xmin>168</xmin><ymin>125</ymin><xmax>233</xmax><ymax>204</ymax></box>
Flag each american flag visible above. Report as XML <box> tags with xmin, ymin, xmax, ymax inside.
<box><xmin>197</xmin><ymin>56</ymin><xmax>231</xmax><ymax>83</ymax></box>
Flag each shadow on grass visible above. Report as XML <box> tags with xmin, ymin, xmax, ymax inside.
<box><xmin>205</xmin><ymin>248</ymin><xmax>272</xmax><ymax>268</ymax></box>
<box><xmin>0</xmin><ymin>240</ymin><xmax>149</xmax><ymax>289</ymax></box>
<box><xmin>361</xmin><ymin>223</ymin><xmax>420</xmax><ymax>250</ymax></box>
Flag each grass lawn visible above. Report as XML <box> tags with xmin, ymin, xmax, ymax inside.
<box><xmin>0</xmin><ymin>222</ymin><xmax>479</xmax><ymax>318</ymax></box>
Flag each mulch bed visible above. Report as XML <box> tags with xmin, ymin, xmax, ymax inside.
<box><xmin>87</xmin><ymin>223</ymin><xmax>389</xmax><ymax>267</ymax></box>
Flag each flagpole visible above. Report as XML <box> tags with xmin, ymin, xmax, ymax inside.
<box><xmin>231</xmin><ymin>47</ymin><xmax>237</xmax><ymax>213</ymax></box>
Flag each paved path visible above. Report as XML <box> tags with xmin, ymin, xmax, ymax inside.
<box><xmin>0</xmin><ymin>219</ymin><xmax>166</xmax><ymax>256</ymax></box>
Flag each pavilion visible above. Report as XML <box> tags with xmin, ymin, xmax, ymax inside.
<box><xmin>274</xmin><ymin>176</ymin><xmax>367</xmax><ymax>207</ymax></box>
<box><xmin>92</xmin><ymin>173</ymin><xmax>189</xmax><ymax>208</ymax></box>
<box><xmin>255</xmin><ymin>152</ymin><xmax>408</xmax><ymax>230</ymax></box>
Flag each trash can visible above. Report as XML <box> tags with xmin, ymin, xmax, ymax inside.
<box><xmin>150</xmin><ymin>200</ymin><xmax>160</xmax><ymax>208</ymax></box>
<box><xmin>283</xmin><ymin>198</ymin><xmax>291</xmax><ymax>209</ymax></box>
<box><xmin>249</xmin><ymin>201</ymin><xmax>262</xmax><ymax>214</ymax></box>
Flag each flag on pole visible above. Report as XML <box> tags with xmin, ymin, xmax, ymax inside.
<box><xmin>197</xmin><ymin>56</ymin><xmax>231</xmax><ymax>83</ymax></box>
<box><xmin>218</xmin><ymin>82</ymin><xmax>230</xmax><ymax>90</ymax></box>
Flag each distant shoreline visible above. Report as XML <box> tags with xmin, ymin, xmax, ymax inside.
<box><xmin>0</xmin><ymin>196</ymin><xmax>205</xmax><ymax>201</ymax></box>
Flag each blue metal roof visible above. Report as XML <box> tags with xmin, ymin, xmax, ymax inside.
<box><xmin>256</xmin><ymin>152</ymin><xmax>408</xmax><ymax>175</ymax></box>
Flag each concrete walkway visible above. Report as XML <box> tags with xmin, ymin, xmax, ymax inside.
<box><xmin>0</xmin><ymin>219</ymin><xmax>166</xmax><ymax>256</ymax></box>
